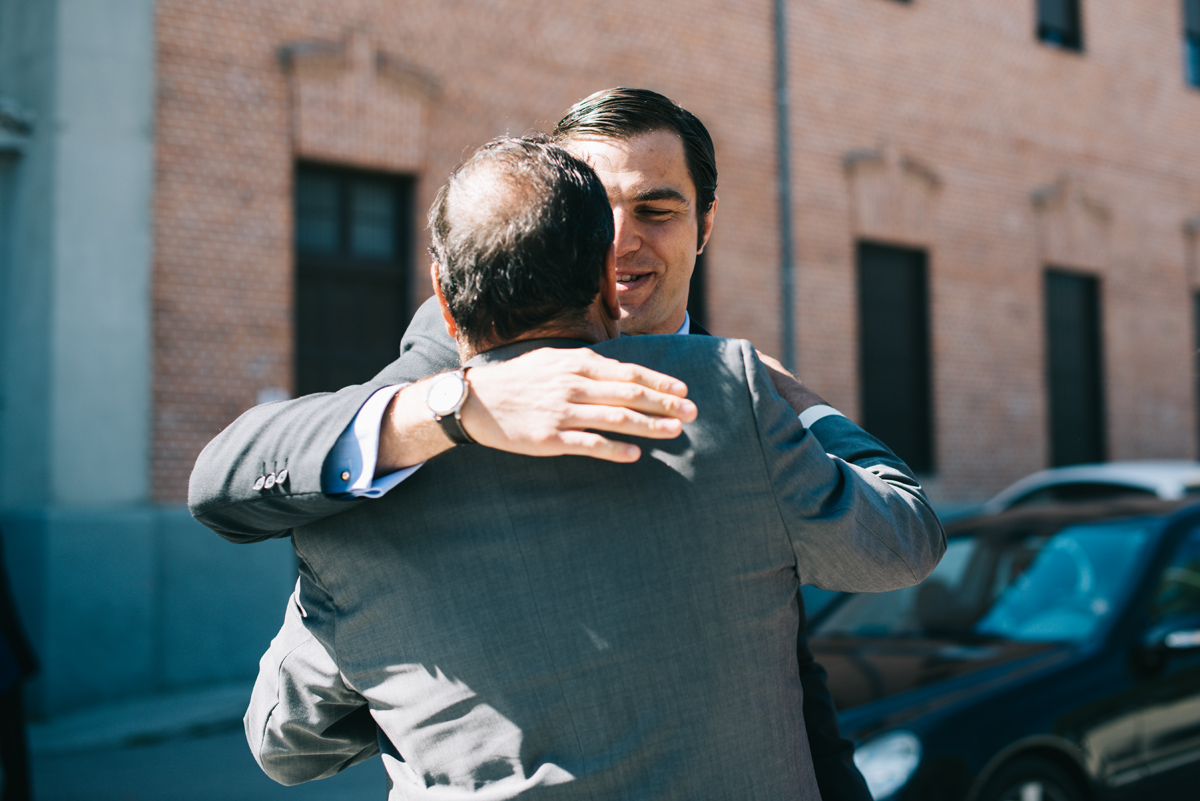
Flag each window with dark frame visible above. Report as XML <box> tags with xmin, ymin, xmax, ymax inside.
<box><xmin>857</xmin><ymin>242</ymin><xmax>935</xmax><ymax>474</ymax></box>
<box><xmin>1186</xmin><ymin>0</ymin><xmax>1200</xmax><ymax>88</ymax></box>
<box><xmin>1037</xmin><ymin>0</ymin><xmax>1084</xmax><ymax>51</ymax></box>
<box><xmin>294</xmin><ymin>162</ymin><xmax>415</xmax><ymax>396</ymax></box>
<box><xmin>1045</xmin><ymin>269</ymin><xmax>1106</xmax><ymax>467</ymax></box>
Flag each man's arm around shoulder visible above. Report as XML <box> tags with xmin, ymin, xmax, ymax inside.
<box><xmin>188</xmin><ymin>299</ymin><xmax>461</xmax><ymax>543</ymax></box>
<box><xmin>741</xmin><ymin>341</ymin><xmax>945</xmax><ymax>592</ymax></box>
<box><xmin>189</xmin><ymin>296</ymin><xmax>696</xmax><ymax>543</ymax></box>
<box><xmin>188</xmin><ymin>383</ymin><xmax>389</xmax><ymax>543</ymax></box>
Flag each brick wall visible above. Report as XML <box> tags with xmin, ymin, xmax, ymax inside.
<box><xmin>153</xmin><ymin>0</ymin><xmax>1200</xmax><ymax>505</ymax></box>
<box><xmin>788</xmin><ymin>0</ymin><xmax>1200</xmax><ymax>500</ymax></box>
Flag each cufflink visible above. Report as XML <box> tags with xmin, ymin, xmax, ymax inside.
<box><xmin>252</xmin><ymin>475</ymin><xmax>266</xmax><ymax>491</ymax></box>
<box><xmin>340</xmin><ymin>470</ymin><xmax>351</xmax><ymax>482</ymax></box>
<box><xmin>264</xmin><ymin>472</ymin><xmax>276</xmax><ymax>489</ymax></box>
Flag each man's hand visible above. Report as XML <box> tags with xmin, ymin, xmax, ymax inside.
<box><xmin>378</xmin><ymin>347</ymin><xmax>697</xmax><ymax>471</ymax></box>
<box><xmin>755</xmin><ymin>350</ymin><xmax>829</xmax><ymax>414</ymax></box>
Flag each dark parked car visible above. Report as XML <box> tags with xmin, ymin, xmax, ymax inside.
<box><xmin>809</xmin><ymin>498</ymin><xmax>1200</xmax><ymax>801</ymax></box>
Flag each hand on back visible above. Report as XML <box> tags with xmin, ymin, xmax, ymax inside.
<box><xmin>461</xmin><ymin>347</ymin><xmax>697</xmax><ymax>463</ymax></box>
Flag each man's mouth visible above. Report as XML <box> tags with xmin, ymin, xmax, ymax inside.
<box><xmin>617</xmin><ymin>273</ymin><xmax>650</xmax><ymax>286</ymax></box>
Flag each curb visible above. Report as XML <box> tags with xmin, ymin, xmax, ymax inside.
<box><xmin>29</xmin><ymin>682</ymin><xmax>252</xmax><ymax>756</ymax></box>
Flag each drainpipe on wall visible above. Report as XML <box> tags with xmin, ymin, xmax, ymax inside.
<box><xmin>0</xmin><ymin>97</ymin><xmax>34</xmax><ymax>481</ymax></box>
<box><xmin>773</xmin><ymin>0</ymin><xmax>797</xmax><ymax>371</ymax></box>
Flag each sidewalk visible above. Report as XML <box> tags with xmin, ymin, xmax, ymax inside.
<box><xmin>27</xmin><ymin>684</ymin><xmax>384</xmax><ymax>800</ymax></box>
<box><xmin>29</xmin><ymin>681</ymin><xmax>252</xmax><ymax>756</ymax></box>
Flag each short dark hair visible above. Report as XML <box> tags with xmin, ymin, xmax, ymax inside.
<box><xmin>553</xmin><ymin>88</ymin><xmax>718</xmax><ymax>221</ymax></box>
<box><xmin>429</xmin><ymin>134</ymin><xmax>614</xmax><ymax>348</ymax></box>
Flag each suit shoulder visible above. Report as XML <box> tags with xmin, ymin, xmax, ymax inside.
<box><xmin>592</xmin><ymin>334</ymin><xmax>752</xmax><ymax>369</ymax></box>
<box><xmin>591</xmin><ymin>338</ymin><xmax>759</xmax><ymax>417</ymax></box>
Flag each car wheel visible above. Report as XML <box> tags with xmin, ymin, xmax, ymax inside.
<box><xmin>977</xmin><ymin>757</ymin><xmax>1085</xmax><ymax>801</ymax></box>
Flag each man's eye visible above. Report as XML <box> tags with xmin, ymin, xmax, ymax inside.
<box><xmin>640</xmin><ymin>208</ymin><xmax>673</xmax><ymax>218</ymax></box>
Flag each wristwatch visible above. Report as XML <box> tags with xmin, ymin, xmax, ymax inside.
<box><xmin>426</xmin><ymin>368</ymin><xmax>476</xmax><ymax>446</ymax></box>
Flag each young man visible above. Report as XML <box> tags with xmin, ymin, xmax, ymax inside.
<box><xmin>240</xmin><ymin>134</ymin><xmax>943</xmax><ymax>800</ymax></box>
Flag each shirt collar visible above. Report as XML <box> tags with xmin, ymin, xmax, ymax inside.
<box><xmin>622</xmin><ymin>312</ymin><xmax>690</xmax><ymax>337</ymax></box>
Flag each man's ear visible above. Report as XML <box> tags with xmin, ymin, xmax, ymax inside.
<box><xmin>600</xmin><ymin>243</ymin><xmax>620</xmax><ymax>322</ymax></box>
<box><xmin>430</xmin><ymin>263</ymin><xmax>458</xmax><ymax>338</ymax></box>
<box><xmin>696</xmin><ymin>194</ymin><xmax>718</xmax><ymax>255</ymax></box>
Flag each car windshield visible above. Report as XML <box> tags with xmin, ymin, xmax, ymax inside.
<box><xmin>813</xmin><ymin>520</ymin><xmax>1155</xmax><ymax>643</ymax></box>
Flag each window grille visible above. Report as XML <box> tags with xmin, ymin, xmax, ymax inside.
<box><xmin>294</xmin><ymin>163</ymin><xmax>415</xmax><ymax>395</ymax></box>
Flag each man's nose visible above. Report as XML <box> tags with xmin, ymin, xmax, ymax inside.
<box><xmin>613</xmin><ymin>209</ymin><xmax>640</xmax><ymax>257</ymax></box>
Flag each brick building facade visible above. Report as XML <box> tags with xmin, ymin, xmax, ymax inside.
<box><xmin>2</xmin><ymin>0</ymin><xmax>1198</xmax><ymax>715</ymax></box>
<box><xmin>152</xmin><ymin>0</ymin><xmax>1200</xmax><ymax>508</ymax></box>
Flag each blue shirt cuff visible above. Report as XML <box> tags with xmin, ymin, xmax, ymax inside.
<box><xmin>321</xmin><ymin>384</ymin><xmax>425</xmax><ymax>497</ymax></box>
<box><xmin>798</xmin><ymin>404</ymin><xmax>843</xmax><ymax>429</ymax></box>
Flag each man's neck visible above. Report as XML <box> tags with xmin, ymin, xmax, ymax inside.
<box><xmin>458</xmin><ymin>320</ymin><xmax>613</xmax><ymax>362</ymax></box>
<box><xmin>631</xmin><ymin>306</ymin><xmax>690</xmax><ymax>336</ymax></box>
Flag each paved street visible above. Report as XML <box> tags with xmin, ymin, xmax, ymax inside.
<box><xmin>32</xmin><ymin>727</ymin><xmax>385</xmax><ymax>801</ymax></box>
<box><xmin>26</xmin><ymin>683</ymin><xmax>385</xmax><ymax>800</ymax></box>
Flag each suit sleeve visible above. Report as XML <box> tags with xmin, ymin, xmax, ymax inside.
<box><xmin>795</xmin><ymin>409</ymin><xmax>941</xmax><ymax>800</ymax></box>
<box><xmin>188</xmin><ymin>296</ymin><xmax>460</xmax><ymax>543</ymax></box>
<box><xmin>743</xmin><ymin>341</ymin><xmax>945</xmax><ymax>592</ymax></box>
<box><xmin>246</xmin><ymin>578</ymin><xmax>379</xmax><ymax>785</ymax></box>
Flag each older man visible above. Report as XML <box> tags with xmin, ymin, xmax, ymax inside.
<box><xmin>239</xmin><ymin>134</ymin><xmax>942</xmax><ymax>800</ymax></box>
<box><xmin>191</xmin><ymin>89</ymin><xmax>942</xmax><ymax>799</ymax></box>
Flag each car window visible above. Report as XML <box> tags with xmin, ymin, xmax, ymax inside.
<box><xmin>1008</xmin><ymin>483</ymin><xmax>1155</xmax><ymax>508</ymax></box>
<box><xmin>975</xmin><ymin>523</ymin><xmax>1150</xmax><ymax>642</ymax></box>
<box><xmin>1148</xmin><ymin>525</ymin><xmax>1200</xmax><ymax>625</ymax></box>
<box><xmin>813</xmin><ymin>537</ymin><xmax>1009</xmax><ymax>639</ymax></box>
<box><xmin>814</xmin><ymin>520</ymin><xmax>1154</xmax><ymax>643</ymax></box>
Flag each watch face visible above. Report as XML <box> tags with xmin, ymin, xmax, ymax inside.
<box><xmin>427</xmin><ymin>373</ymin><xmax>466</xmax><ymax>416</ymax></box>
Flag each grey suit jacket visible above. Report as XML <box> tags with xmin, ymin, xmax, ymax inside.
<box><xmin>244</xmin><ymin>335</ymin><xmax>944</xmax><ymax>800</ymax></box>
